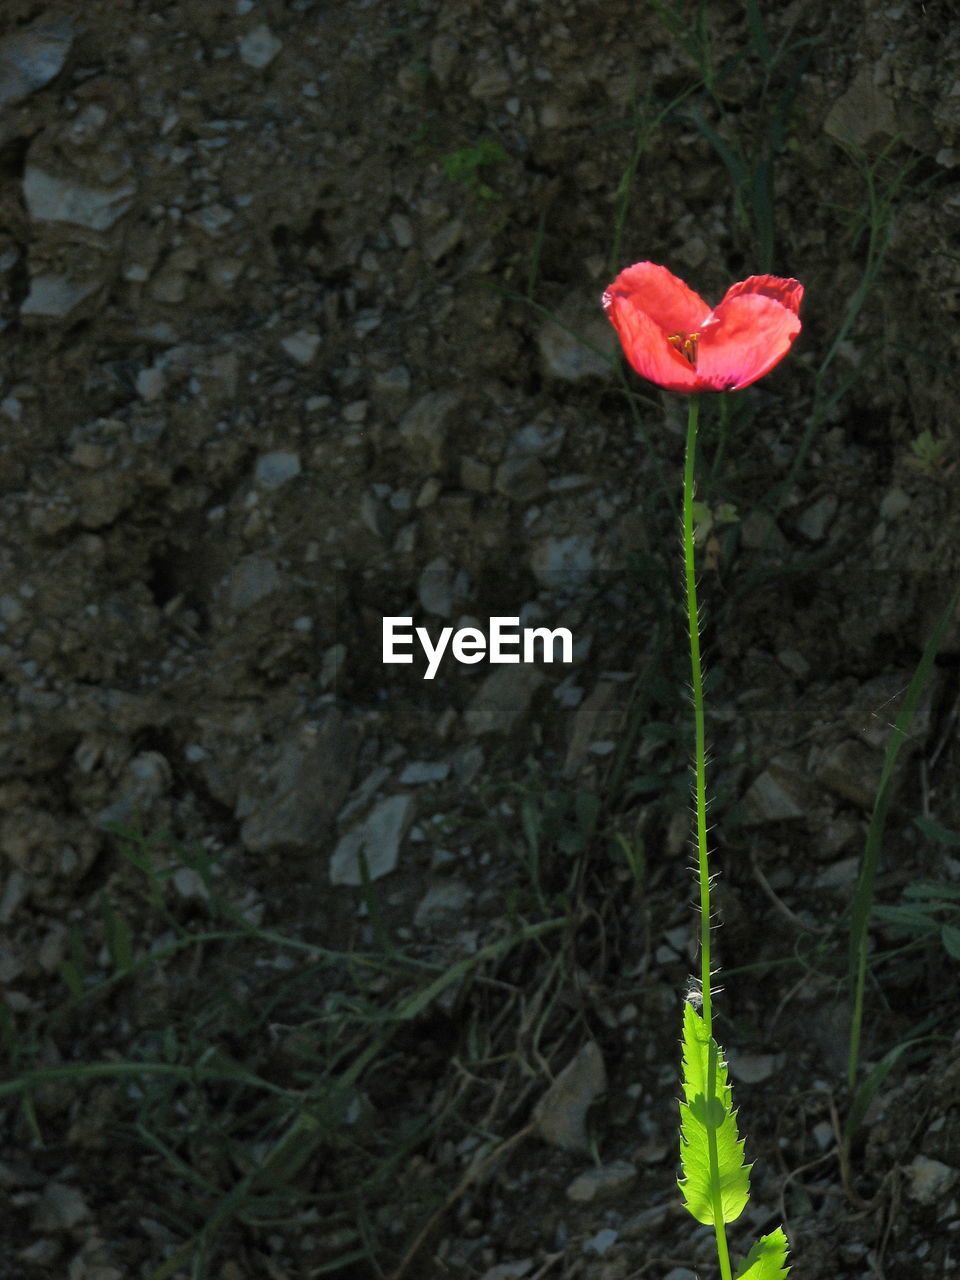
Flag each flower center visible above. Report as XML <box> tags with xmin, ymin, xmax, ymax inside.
<box><xmin>668</xmin><ymin>331</ymin><xmax>700</xmax><ymax>365</ymax></box>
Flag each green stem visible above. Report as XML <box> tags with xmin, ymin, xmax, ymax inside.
<box><xmin>683</xmin><ymin>394</ymin><xmax>732</xmax><ymax>1280</ymax></box>
<box><xmin>683</xmin><ymin>395</ymin><xmax>712</xmax><ymax>1034</ymax></box>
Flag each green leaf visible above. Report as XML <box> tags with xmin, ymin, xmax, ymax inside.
<box><xmin>941</xmin><ymin>923</ymin><xmax>960</xmax><ymax>960</ymax></box>
<box><xmin>520</xmin><ymin>796</ymin><xmax>540</xmax><ymax>856</ymax></box>
<box><xmin>100</xmin><ymin>893</ymin><xmax>132</xmax><ymax>973</ymax></box>
<box><xmin>903</xmin><ymin>879</ymin><xmax>960</xmax><ymax>901</ymax></box>
<box><xmin>744</xmin><ymin>0</ymin><xmax>772</xmax><ymax>65</ymax></box>
<box><xmin>574</xmin><ymin>789</ymin><xmax>600</xmax><ymax>835</ymax></box>
<box><xmin>872</xmin><ymin>903</ymin><xmax>937</xmax><ymax>931</ymax></box>
<box><xmin>678</xmin><ymin>1001</ymin><xmax>751</xmax><ymax>1225</ymax></box>
<box><xmin>59</xmin><ymin>960</ymin><xmax>84</xmax><ymax>999</ymax></box>
<box><xmin>735</xmin><ymin>1226</ymin><xmax>791</xmax><ymax>1279</ymax></box>
<box><xmin>843</xmin><ymin>1036</ymin><xmax>925</xmax><ymax>1143</ymax></box>
<box><xmin>914</xmin><ymin>815</ymin><xmax>960</xmax><ymax>848</ymax></box>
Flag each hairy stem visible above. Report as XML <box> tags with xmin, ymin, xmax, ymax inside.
<box><xmin>683</xmin><ymin>395</ymin><xmax>711</xmax><ymax>1031</ymax></box>
<box><xmin>682</xmin><ymin>394</ymin><xmax>731</xmax><ymax>1280</ymax></box>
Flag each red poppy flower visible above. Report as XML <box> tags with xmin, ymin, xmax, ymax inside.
<box><xmin>602</xmin><ymin>262</ymin><xmax>803</xmax><ymax>393</ymax></box>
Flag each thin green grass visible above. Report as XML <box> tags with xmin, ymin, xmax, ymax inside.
<box><xmin>0</xmin><ymin>825</ymin><xmax>569</xmax><ymax>1277</ymax></box>
<box><xmin>845</xmin><ymin>580</ymin><xmax>960</xmax><ymax>1094</ymax></box>
<box><xmin>655</xmin><ymin>0</ymin><xmax>819</xmax><ymax>271</ymax></box>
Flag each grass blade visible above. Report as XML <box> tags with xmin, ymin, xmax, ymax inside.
<box><xmin>847</xmin><ymin>578</ymin><xmax>960</xmax><ymax>1088</ymax></box>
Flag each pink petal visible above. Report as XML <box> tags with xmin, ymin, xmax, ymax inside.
<box><xmin>603</xmin><ymin>261</ymin><xmax>709</xmax><ymax>335</ymax></box>
<box><xmin>719</xmin><ymin>274</ymin><xmax>804</xmax><ymax>317</ymax></box>
<box><xmin>603</xmin><ymin>288</ymin><xmax>702</xmax><ymax>391</ymax></box>
<box><xmin>696</xmin><ymin>292</ymin><xmax>802</xmax><ymax>391</ymax></box>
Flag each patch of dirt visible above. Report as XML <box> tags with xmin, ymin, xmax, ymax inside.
<box><xmin>1</xmin><ymin>1</ymin><xmax>959</xmax><ymax>1278</ymax></box>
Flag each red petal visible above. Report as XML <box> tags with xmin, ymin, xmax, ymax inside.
<box><xmin>604</xmin><ymin>261</ymin><xmax>709</xmax><ymax>334</ymax></box>
<box><xmin>603</xmin><ymin>288</ymin><xmax>702</xmax><ymax>391</ymax></box>
<box><xmin>696</xmin><ymin>291</ymin><xmax>802</xmax><ymax>391</ymax></box>
<box><xmin>719</xmin><ymin>274</ymin><xmax>803</xmax><ymax>317</ymax></box>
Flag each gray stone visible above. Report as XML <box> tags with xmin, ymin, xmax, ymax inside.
<box><xmin>388</xmin><ymin>213</ymin><xmax>413</xmax><ymax>248</ymax></box>
<box><xmin>280</xmin><ymin>330</ymin><xmax>320</xmax><ymax>365</ymax></box>
<box><xmin>739</xmin><ymin>509</ymin><xmax>789</xmax><ymax>552</ymax></box>
<box><xmin>398</xmin><ymin>760</ymin><xmax>450</xmax><ymax>784</ymax></box>
<box><xmin>727</xmin><ymin>1050</ymin><xmax>780</xmax><ymax>1083</ymax></box>
<box><xmin>533</xmin><ymin>1040</ymin><xmax>605</xmax><ymax>1153</ymax></box>
<box><xmin>321</xmin><ymin>644</ymin><xmax>345</xmax><ymax>690</ymax></box>
<box><xmin>424</xmin><ymin>218</ymin><xmax>463</xmax><ymax>263</ymax></box>
<box><xmin>470</xmin><ymin>66</ymin><xmax>510</xmax><ymax>99</ymax></box>
<box><xmin>429</xmin><ymin>34</ymin><xmax>459</xmax><ymax>88</ymax></box>
<box><xmin>566</xmin><ymin>1163</ymin><xmax>636</xmax><ymax>1205</ymax></box>
<box><xmin>330</xmin><ymin>794</ymin><xmax>414</xmax><ymax>885</ymax></box>
<box><xmin>239</xmin><ymin>711</ymin><xmax>358</xmax><ymax>854</ymax></box>
<box><xmin>814</xmin><ymin>739</ymin><xmax>882</xmax><ymax>809</ymax></box>
<box><xmin>239</xmin><ymin>24</ymin><xmax>282</xmax><ymax>69</ymax></box>
<box><xmin>583</xmin><ymin>1228</ymin><xmax>619</xmax><ymax>1256</ymax></box>
<box><xmin>414</xmin><ymin>879</ymin><xmax>472</xmax><ymax>927</ymax></box>
<box><xmin>529</xmin><ymin>534</ymin><xmax>594</xmax><ymax>590</ymax></box>
<box><xmin>135</xmin><ymin>366</ymin><xmax>165</xmax><ymax>401</ymax></box>
<box><xmin>621</xmin><ymin>1203</ymin><xmax>671</xmax><ymax>1238</ymax></box>
<box><xmin>148</xmin><ymin>264</ymin><xmax>190</xmax><ymax>304</ymax></box>
<box><xmin>360</xmin><ymin>491</ymin><xmax>392</xmax><ymax>540</ymax></box>
<box><xmin>777</xmin><ymin>648</ymin><xmax>810</xmax><ymax>679</ymax></box>
<box><xmin>741</xmin><ymin>758</ymin><xmax>818</xmax><ymax>824</ymax></box>
<box><xmin>538</xmin><ymin>313</ymin><xmax>612</xmax><ymax>381</ymax></box>
<box><xmin>564</xmin><ymin>681</ymin><xmax>620</xmax><ymax>779</ymax></box>
<box><xmin>0</xmin><ymin>17</ymin><xmax>73</xmax><ymax>111</ymax></box>
<box><xmin>508</xmin><ymin>420</ymin><xmax>566</xmax><ymax>458</ymax></box>
<box><xmin>547</xmin><ymin>473</ymin><xmax>592</xmax><ymax>493</ymax></box>
<box><xmin>255</xmin><ymin>451</ymin><xmax>301</xmax><ymax>489</ymax></box>
<box><xmin>464</xmin><ymin>666</ymin><xmax>545</xmax><ymax>736</ymax></box>
<box><xmin>186</xmin><ymin>203</ymin><xmax>233</xmax><ymax>237</ymax></box>
<box><xmin>905</xmin><ymin>1155</ymin><xmax>956</xmax><ymax>1206</ymax></box>
<box><xmin>371</xmin><ymin>364</ymin><xmax>411</xmax><ymax>416</ymax></box>
<box><xmin>494</xmin><ymin>456</ymin><xmax>547</xmax><ymax>502</ymax></box>
<box><xmin>225</xmin><ymin>556</ymin><xmax>281</xmax><ymax>612</ymax></box>
<box><xmin>814</xmin><ymin>856</ymin><xmax>860</xmax><ymax>889</ymax></box>
<box><xmin>172</xmin><ymin>866</ymin><xmax>209</xmax><ymax>902</ymax></box>
<box><xmin>31</xmin><ymin>1182</ymin><xmax>91</xmax><ymax>1232</ymax></box>
<box><xmin>0</xmin><ymin>594</ymin><xmax>23</xmax><ymax>624</ymax></box>
<box><xmin>0</xmin><ymin>870</ymin><xmax>31</xmax><ymax>924</ymax></box>
<box><xmin>825</xmin><ymin>67</ymin><xmax>896</xmax><ymax>148</ymax></box>
<box><xmin>21</xmin><ymin>273</ymin><xmax>98</xmax><ymax>318</ymax></box>
<box><xmin>460</xmin><ymin>456</ymin><xmax>492</xmax><ymax>492</ymax></box>
<box><xmin>418</xmin><ymin>556</ymin><xmax>456</xmax><ymax>618</ymax></box>
<box><xmin>96</xmin><ymin>751</ymin><xmax>172</xmax><ymax>830</ymax></box>
<box><xmin>795</xmin><ymin>494</ymin><xmax>838</xmax><ymax>542</ymax></box>
<box><xmin>845</xmin><ymin>672</ymin><xmax>932</xmax><ymax>750</ymax></box>
<box><xmin>24</xmin><ymin>167</ymin><xmax>136</xmax><ymax>231</ymax></box>
<box><xmin>397</xmin><ymin>390</ymin><xmax>462</xmax><ymax>472</ymax></box>
<box><xmin>337</xmin><ymin>769</ymin><xmax>391</xmax><ymax>829</ymax></box>
<box><xmin>879</xmin><ymin>487</ymin><xmax>910</xmax><ymax>521</ymax></box>
<box><xmin>481</xmin><ymin>1264</ymin><xmax>532</xmax><ymax>1280</ymax></box>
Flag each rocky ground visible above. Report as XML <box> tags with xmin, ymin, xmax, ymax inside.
<box><xmin>1</xmin><ymin>0</ymin><xmax>960</xmax><ymax>1277</ymax></box>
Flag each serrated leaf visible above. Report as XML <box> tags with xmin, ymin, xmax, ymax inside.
<box><xmin>735</xmin><ymin>1226</ymin><xmax>791</xmax><ymax>1279</ymax></box>
<box><xmin>678</xmin><ymin>1001</ymin><xmax>751</xmax><ymax>1225</ymax></box>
